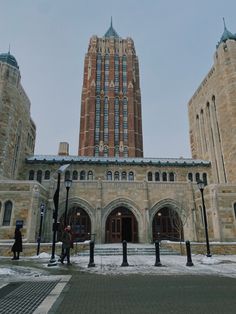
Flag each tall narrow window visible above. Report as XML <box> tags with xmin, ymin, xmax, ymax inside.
<box><xmin>155</xmin><ymin>172</ymin><xmax>160</xmax><ymax>181</ymax></box>
<box><xmin>114</xmin><ymin>171</ymin><xmax>120</xmax><ymax>181</ymax></box>
<box><xmin>162</xmin><ymin>172</ymin><xmax>167</xmax><ymax>182</ymax></box>
<box><xmin>169</xmin><ymin>172</ymin><xmax>175</xmax><ymax>182</ymax></box>
<box><xmin>188</xmin><ymin>173</ymin><xmax>193</xmax><ymax>182</ymax></box>
<box><xmin>128</xmin><ymin>171</ymin><xmax>134</xmax><ymax>181</ymax></box>
<box><xmin>36</xmin><ymin>170</ymin><xmax>42</xmax><ymax>183</ymax></box>
<box><xmin>95</xmin><ymin>97</ymin><xmax>101</xmax><ymax>144</ymax></box>
<box><xmin>195</xmin><ymin>173</ymin><xmax>200</xmax><ymax>182</ymax></box>
<box><xmin>104</xmin><ymin>146</ymin><xmax>108</xmax><ymax>157</ymax></box>
<box><xmin>72</xmin><ymin>171</ymin><xmax>78</xmax><ymax>180</ymax></box>
<box><xmin>96</xmin><ymin>53</ymin><xmax>102</xmax><ymax>94</ymax></box>
<box><xmin>114</xmin><ymin>145</ymin><xmax>119</xmax><ymax>157</ymax></box>
<box><xmin>80</xmin><ymin>171</ymin><xmax>86</xmax><ymax>180</ymax></box>
<box><xmin>114</xmin><ymin>54</ymin><xmax>119</xmax><ymax>94</ymax></box>
<box><xmin>104</xmin><ymin>54</ymin><xmax>109</xmax><ymax>94</ymax></box>
<box><xmin>114</xmin><ymin>98</ymin><xmax>119</xmax><ymax>145</ymax></box>
<box><xmin>29</xmin><ymin>170</ymin><xmax>34</xmax><ymax>180</ymax></box>
<box><xmin>148</xmin><ymin>172</ymin><xmax>153</xmax><ymax>181</ymax></box>
<box><xmin>122</xmin><ymin>55</ymin><xmax>127</xmax><ymax>94</ymax></box>
<box><xmin>44</xmin><ymin>170</ymin><xmax>50</xmax><ymax>180</ymax></box>
<box><xmin>3</xmin><ymin>201</ymin><xmax>12</xmax><ymax>226</ymax></box>
<box><xmin>121</xmin><ymin>171</ymin><xmax>127</xmax><ymax>181</ymax></box>
<box><xmin>123</xmin><ymin>146</ymin><xmax>128</xmax><ymax>158</ymax></box>
<box><xmin>203</xmin><ymin>173</ymin><xmax>208</xmax><ymax>185</ymax></box>
<box><xmin>104</xmin><ymin>97</ymin><xmax>109</xmax><ymax>143</ymax></box>
<box><xmin>123</xmin><ymin>98</ymin><xmax>128</xmax><ymax>144</ymax></box>
<box><xmin>107</xmin><ymin>171</ymin><xmax>112</xmax><ymax>181</ymax></box>
<box><xmin>12</xmin><ymin>121</ymin><xmax>22</xmax><ymax>177</ymax></box>
<box><xmin>94</xmin><ymin>146</ymin><xmax>99</xmax><ymax>157</ymax></box>
<box><xmin>88</xmin><ymin>171</ymin><xmax>93</xmax><ymax>180</ymax></box>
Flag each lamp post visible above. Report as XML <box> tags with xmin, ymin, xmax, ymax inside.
<box><xmin>37</xmin><ymin>203</ymin><xmax>45</xmax><ymax>255</ymax></box>
<box><xmin>197</xmin><ymin>180</ymin><xmax>211</xmax><ymax>257</ymax></box>
<box><xmin>48</xmin><ymin>164</ymin><xmax>70</xmax><ymax>267</ymax></box>
<box><xmin>64</xmin><ymin>179</ymin><xmax>72</xmax><ymax>226</ymax></box>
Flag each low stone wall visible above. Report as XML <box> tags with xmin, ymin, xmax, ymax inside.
<box><xmin>0</xmin><ymin>242</ymin><xmax>90</xmax><ymax>257</ymax></box>
<box><xmin>161</xmin><ymin>241</ymin><xmax>236</xmax><ymax>255</ymax></box>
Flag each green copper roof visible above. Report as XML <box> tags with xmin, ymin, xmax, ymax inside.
<box><xmin>217</xmin><ymin>18</ymin><xmax>236</xmax><ymax>47</ymax></box>
<box><xmin>0</xmin><ymin>52</ymin><xmax>19</xmax><ymax>69</ymax></box>
<box><xmin>104</xmin><ymin>17</ymin><xmax>119</xmax><ymax>38</ymax></box>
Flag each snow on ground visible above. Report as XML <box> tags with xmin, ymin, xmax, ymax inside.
<box><xmin>1</xmin><ymin>252</ymin><xmax>236</xmax><ymax>279</ymax></box>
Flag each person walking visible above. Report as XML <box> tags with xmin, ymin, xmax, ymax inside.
<box><xmin>60</xmin><ymin>225</ymin><xmax>73</xmax><ymax>265</ymax></box>
<box><xmin>11</xmin><ymin>226</ymin><xmax>22</xmax><ymax>260</ymax></box>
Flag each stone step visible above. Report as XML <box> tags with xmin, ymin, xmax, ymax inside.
<box><xmin>78</xmin><ymin>246</ymin><xmax>179</xmax><ymax>256</ymax></box>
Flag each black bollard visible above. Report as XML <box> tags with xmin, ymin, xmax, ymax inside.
<box><xmin>121</xmin><ymin>240</ymin><xmax>129</xmax><ymax>267</ymax></box>
<box><xmin>88</xmin><ymin>240</ymin><xmax>95</xmax><ymax>267</ymax></box>
<box><xmin>154</xmin><ymin>240</ymin><xmax>162</xmax><ymax>267</ymax></box>
<box><xmin>185</xmin><ymin>240</ymin><xmax>194</xmax><ymax>266</ymax></box>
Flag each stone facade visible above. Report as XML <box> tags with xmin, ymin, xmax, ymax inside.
<box><xmin>1</xmin><ymin>23</ymin><xmax>236</xmax><ymax>245</ymax></box>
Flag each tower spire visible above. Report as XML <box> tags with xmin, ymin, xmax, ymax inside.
<box><xmin>223</xmin><ymin>17</ymin><xmax>226</xmax><ymax>30</ymax></box>
<box><xmin>111</xmin><ymin>16</ymin><xmax>113</xmax><ymax>28</ymax></box>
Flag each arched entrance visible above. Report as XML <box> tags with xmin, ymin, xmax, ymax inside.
<box><xmin>59</xmin><ymin>206</ymin><xmax>91</xmax><ymax>242</ymax></box>
<box><xmin>152</xmin><ymin>207</ymin><xmax>183</xmax><ymax>242</ymax></box>
<box><xmin>105</xmin><ymin>207</ymin><xmax>138</xmax><ymax>243</ymax></box>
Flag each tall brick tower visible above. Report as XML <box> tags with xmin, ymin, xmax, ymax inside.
<box><xmin>78</xmin><ymin>20</ymin><xmax>143</xmax><ymax>158</ymax></box>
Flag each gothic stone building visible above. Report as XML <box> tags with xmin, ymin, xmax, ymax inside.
<box><xmin>0</xmin><ymin>22</ymin><xmax>236</xmax><ymax>244</ymax></box>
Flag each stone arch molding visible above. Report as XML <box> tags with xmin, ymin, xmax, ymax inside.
<box><xmin>149</xmin><ymin>198</ymin><xmax>187</xmax><ymax>222</ymax></box>
<box><xmin>58</xmin><ymin>197</ymin><xmax>95</xmax><ymax>222</ymax></box>
<box><xmin>101</xmin><ymin>197</ymin><xmax>142</xmax><ymax>228</ymax></box>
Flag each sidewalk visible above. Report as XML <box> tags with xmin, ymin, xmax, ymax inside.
<box><xmin>1</xmin><ymin>253</ymin><xmax>236</xmax><ymax>313</ymax></box>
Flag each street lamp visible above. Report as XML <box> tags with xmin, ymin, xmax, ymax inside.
<box><xmin>64</xmin><ymin>179</ymin><xmax>72</xmax><ymax>226</ymax></box>
<box><xmin>37</xmin><ymin>203</ymin><xmax>45</xmax><ymax>255</ymax></box>
<box><xmin>48</xmin><ymin>164</ymin><xmax>70</xmax><ymax>267</ymax></box>
<box><xmin>197</xmin><ymin>180</ymin><xmax>211</xmax><ymax>257</ymax></box>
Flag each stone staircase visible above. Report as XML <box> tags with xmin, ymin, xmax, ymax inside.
<box><xmin>78</xmin><ymin>243</ymin><xmax>179</xmax><ymax>256</ymax></box>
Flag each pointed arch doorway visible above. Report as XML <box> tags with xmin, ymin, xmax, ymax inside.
<box><xmin>59</xmin><ymin>206</ymin><xmax>91</xmax><ymax>242</ymax></box>
<box><xmin>105</xmin><ymin>207</ymin><xmax>138</xmax><ymax>243</ymax></box>
<box><xmin>152</xmin><ymin>207</ymin><xmax>183</xmax><ymax>242</ymax></box>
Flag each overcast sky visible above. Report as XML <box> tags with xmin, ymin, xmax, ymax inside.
<box><xmin>0</xmin><ymin>0</ymin><xmax>236</xmax><ymax>158</ymax></box>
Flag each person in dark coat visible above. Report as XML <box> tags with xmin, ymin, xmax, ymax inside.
<box><xmin>11</xmin><ymin>227</ymin><xmax>22</xmax><ymax>260</ymax></box>
<box><xmin>60</xmin><ymin>225</ymin><xmax>73</xmax><ymax>265</ymax></box>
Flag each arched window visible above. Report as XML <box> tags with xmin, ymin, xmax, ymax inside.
<box><xmin>162</xmin><ymin>172</ymin><xmax>167</xmax><ymax>182</ymax></box>
<box><xmin>88</xmin><ymin>171</ymin><xmax>93</xmax><ymax>180</ymax></box>
<box><xmin>114</xmin><ymin>171</ymin><xmax>120</xmax><ymax>181</ymax></box>
<box><xmin>128</xmin><ymin>171</ymin><xmax>134</xmax><ymax>181</ymax></box>
<box><xmin>3</xmin><ymin>201</ymin><xmax>12</xmax><ymax>226</ymax></box>
<box><xmin>147</xmin><ymin>172</ymin><xmax>153</xmax><ymax>181</ymax></box>
<box><xmin>29</xmin><ymin>170</ymin><xmax>34</xmax><ymax>180</ymax></box>
<box><xmin>107</xmin><ymin>171</ymin><xmax>112</xmax><ymax>181</ymax></box>
<box><xmin>169</xmin><ymin>172</ymin><xmax>175</xmax><ymax>182</ymax></box>
<box><xmin>121</xmin><ymin>171</ymin><xmax>127</xmax><ymax>181</ymax></box>
<box><xmin>188</xmin><ymin>173</ymin><xmax>193</xmax><ymax>182</ymax></box>
<box><xmin>65</xmin><ymin>170</ymin><xmax>71</xmax><ymax>180</ymax></box>
<box><xmin>195</xmin><ymin>173</ymin><xmax>200</xmax><ymax>182</ymax></box>
<box><xmin>80</xmin><ymin>171</ymin><xmax>86</xmax><ymax>180</ymax></box>
<box><xmin>155</xmin><ymin>172</ymin><xmax>160</xmax><ymax>181</ymax></box>
<box><xmin>72</xmin><ymin>171</ymin><xmax>78</xmax><ymax>180</ymax></box>
<box><xmin>203</xmin><ymin>173</ymin><xmax>208</xmax><ymax>185</ymax></box>
<box><xmin>234</xmin><ymin>203</ymin><xmax>236</xmax><ymax>219</ymax></box>
<box><xmin>36</xmin><ymin>170</ymin><xmax>42</xmax><ymax>183</ymax></box>
<box><xmin>44</xmin><ymin>170</ymin><xmax>50</xmax><ymax>180</ymax></box>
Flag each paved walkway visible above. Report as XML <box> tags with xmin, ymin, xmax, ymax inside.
<box><xmin>1</xmin><ymin>257</ymin><xmax>236</xmax><ymax>313</ymax></box>
<box><xmin>50</xmin><ymin>272</ymin><xmax>236</xmax><ymax>314</ymax></box>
